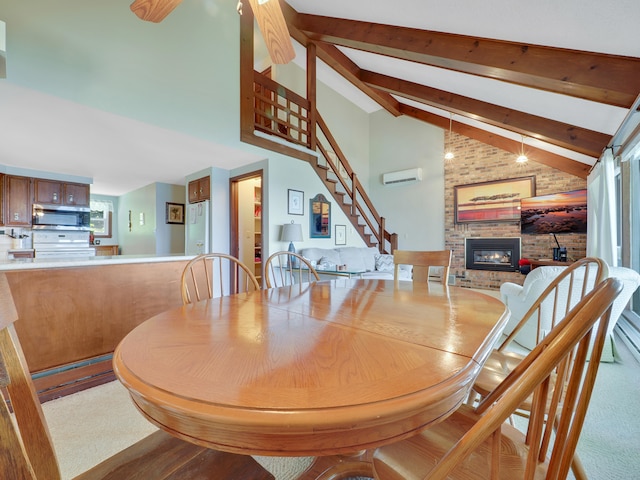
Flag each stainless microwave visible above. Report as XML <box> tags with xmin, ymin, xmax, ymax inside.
<box><xmin>32</xmin><ymin>204</ymin><xmax>91</xmax><ymax>231</ymax></box>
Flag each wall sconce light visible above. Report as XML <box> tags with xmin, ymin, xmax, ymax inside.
<box><xmin>444</xmin><ymin>113</ymin><xmax>455</xmax><ymax>163</ymax></box>
<box><xmin>516</xmin><ymin>135</ymin><xmax>529</xmax><ymax>164</ymax></box>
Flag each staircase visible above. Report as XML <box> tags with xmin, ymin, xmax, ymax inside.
<box><xmin>251</xmin><ymin>70</ymin><xmax>398</xmax><ymax>254</ymax></box>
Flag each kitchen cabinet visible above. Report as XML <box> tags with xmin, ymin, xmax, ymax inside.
<box><xmin>34</xmin><ymin>179</ymin><xmax>90</xmax><ymax>206</ymax></box>
<box><xmin>3</xmin><ymin>175</ymin><xmax>32</xmax><ymax>227</ymax></box>
<box><xmin>188</xmin><ymin>176</ymin><xmax>210</xmax><ymax>204</ymax></box>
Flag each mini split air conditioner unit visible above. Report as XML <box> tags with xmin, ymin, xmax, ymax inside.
<box><xmin>382</xmin><ymin>168</ymin><xmax>423</xmax><ymax>185</ymax></box>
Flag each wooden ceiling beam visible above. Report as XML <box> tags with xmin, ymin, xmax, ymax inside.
<box><xmin>281</xmin><ymin>2</ymin><xmax>401</xmax><ymax>116</ymax></box>
<box><xmin>292</xmin><ymin>12</ymin><xmax>640</xmax><ymax>108</ymax></box>
<box><xmin>314</xmin><ymin>42</ymin><xmax>402</xmax><ymax>116</ymax></box>
<box><xmin>400</xmin><ymin>104</ymin><xmax>591</xmax><ymax>179</ymax></box>
<box><xmin>361</xmin><ymin>70</ymin><xmax>608</xmax><ymax>158</ymax></box>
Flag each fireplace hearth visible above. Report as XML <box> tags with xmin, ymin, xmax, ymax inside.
<box><xmin>465</xmin><ymin>237</ymin><xmax>521</xmax><ymax>272</ymax></box>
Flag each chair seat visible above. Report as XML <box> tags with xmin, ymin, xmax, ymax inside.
<box><xmin>372</xmin><ymin>405</ymin><xmax>547</xmax><ymax>480</ymax></box>
<box><xmin>75</xmin><ymin>430</ymin><xmax>274</xmax><ymax>480</ymax></box>
<box><xmin>472</xmin><ymin>350</ymin><xmax>525</xmax><ymax>398</ymax></box>
<box><xmin>473</xmin><ymin>349</ymin><xmax>561</xmax><ymax>415</ymax></box>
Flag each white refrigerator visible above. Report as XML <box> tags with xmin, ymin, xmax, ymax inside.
<box><xmin>185</xmin><ymin>200</ymin><xmax>210</xmax><ymax>255</ymax></box>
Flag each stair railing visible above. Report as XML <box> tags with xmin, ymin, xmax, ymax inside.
<box><xmin>252</xmin><ymin>71</ymin><xmax>398</xmax><ymax>253</ymax></box>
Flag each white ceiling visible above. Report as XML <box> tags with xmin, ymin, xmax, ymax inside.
<box><xmin>1</xmin><ymin>0</ymin><xmax>638</xmax><ymax>195</ymax></box>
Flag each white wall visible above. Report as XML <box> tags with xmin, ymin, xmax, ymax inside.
<box><xmin>118</xmin><ymin>182</ymin><xmax>185</xmax><ymax>255</ymax></box>
<box><xmin>369</xmin><ymin>110</ymin><xmax>445</xmax><ymax>250</ymax></box>
<box><xmin>155</xmin><ymin>183</ymin><xmax>186</xmax><ymax>255</ymax></box>
<box><xmin>118</xmin><ymin>183</ymin><xmax>157</xmax><ymax>255</ymax></box>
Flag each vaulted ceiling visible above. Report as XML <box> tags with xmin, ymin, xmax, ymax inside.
<box><xmin>0</xmin><ymin>1</ymin><xmax>638</xmax><ymax>194</ymax></box>
<box><xmin>283</xmin><ymin>0</ymin><xmax>640</xmax><ymax>178</ymax></box>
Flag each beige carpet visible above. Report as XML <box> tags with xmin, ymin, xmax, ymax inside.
<box><xmin>41</xmin><ymin>380</ymin><xmax>313</xmax><ymax>479</ymax></box>
<box><xmin>41</xmin><ymin>331</ymin><xmax>640</xmax><ymax>480</ymax></box>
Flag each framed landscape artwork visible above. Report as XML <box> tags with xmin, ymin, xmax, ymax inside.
<box><xmin>521</xmin><ymin>188</ymin><xmax>587</xmax><ymax>234</ymax></box>
<box><xmin>454</xmin><ymin>176</ymin><xmax>535</xmax><ymax>224</ymax></box>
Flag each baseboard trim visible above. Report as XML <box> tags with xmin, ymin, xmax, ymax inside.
<box><xmin>32</xmin><ymin>355</ymin><xmax>115</xmax><ymax>403</ymax></box>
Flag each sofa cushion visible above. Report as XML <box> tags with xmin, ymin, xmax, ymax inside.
<box><xmin>299</xmin><ymin>248</ymin><xmax>341</xmax><ymax>266</ymax></box>
<box><xmin>336</xmin><ymin>247</ymin><xmax>378</xmax><ymax>271</ymax></box>
<box><xmin>375</xmin><ymin>254</ymin><xmax>394</xmax><ymax>272</ymax></box>
<box><xmin>335</xmin><ymin>247</ymin><xmax>366</xmax><ymax>271</ymax></box>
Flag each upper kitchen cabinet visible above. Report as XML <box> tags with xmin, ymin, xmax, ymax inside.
<box><xmin>34</xmin><ymin>179</ymin><xmax>90</xmax><ymax>206</ymax></box>
<box><xmin>188</xmin><ymin>176</ymin><xmax>210</xmax><ymax>204</ymax></box>
<box><xmin>3</xmin><ymin>175</ymin><xmax>33</xmax><ymax>227</ymax></box>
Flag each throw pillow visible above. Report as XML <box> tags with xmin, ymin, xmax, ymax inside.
<box><xmin>375</xmin><ymin>254</ymin><xmax>394</xmax><ymax>272</ymax></box>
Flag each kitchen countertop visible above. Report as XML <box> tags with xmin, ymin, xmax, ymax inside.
<box><xmin>0</xmin><ymin>254</ymin><xmax>195</xmax><ymax>271</ymax></box>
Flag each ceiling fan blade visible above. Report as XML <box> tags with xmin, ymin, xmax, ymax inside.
<box><xmin>130</xmin><ymin>0</ymin><xmax>183</xmax><ymax>23</ymax></box>
<box><xmin>247</xmin><ymin>0</ymin><xmax>295</xmax><ymax>64</ymax></box>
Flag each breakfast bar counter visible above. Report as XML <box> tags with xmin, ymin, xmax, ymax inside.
<box><xmin>3</xmin><ymin>254</ymin><xmax>194</xmax><ymax>400</ymax></box>
<box><xmin>0</xmin><ymin>253</ymin><xmax>194</xmax><ymax>271</ymax></box>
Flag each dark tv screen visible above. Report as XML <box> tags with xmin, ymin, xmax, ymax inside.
<box><xmin>520</xmin><ymin>189</ymin><xmax>587</xmax><ymax>234</ymax></box>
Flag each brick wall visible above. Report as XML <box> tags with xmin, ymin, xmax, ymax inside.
<box><xmin>444</xmin><ymin>132</ymin><xmax>587</xmax><ymax>290</ymax></box>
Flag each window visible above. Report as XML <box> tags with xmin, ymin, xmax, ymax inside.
<box><xmin>630</xmin><ymin>150</ymin><xmax>640</xmax><ymax>316</ymax></box>
<box><xmin>615</xmin><ymin>161</ymin><xmax>622</xmax><ymax>266</ymax></box>
<box><xmin>90</xmin><ymin>200</ymin><xmax>113</xmax><ymax>238</ymax></box>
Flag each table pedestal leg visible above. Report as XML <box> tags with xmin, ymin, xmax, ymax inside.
<box><xmin>295</xmin><ymin>450</ymin><xmax>373</xmax><ymax>480</ymax></box>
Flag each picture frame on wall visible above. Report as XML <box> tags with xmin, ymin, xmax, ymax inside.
<box><xmin>335</xmin><ymin>225</ymin><xmax>346</xmax><ymax>245</ymax></box>
<box><xmin>166</xmin><ymin>202</ymin><xmax>185</xmax><ymax>224</ymax></box>
<box><xmin>454</xmin><ymin>176</ymin><xmax>535</xmax><ymax>224</ymax></box>
<box><xmin>288</xmin><ymin>189</ymin><xmax>304</xmax><ymax>215</ymax></box>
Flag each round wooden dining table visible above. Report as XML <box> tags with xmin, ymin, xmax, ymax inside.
<box><xmin>113</xmin><ymin>279</ymin><xmax>508</xmax><ymax>478</ymax></box>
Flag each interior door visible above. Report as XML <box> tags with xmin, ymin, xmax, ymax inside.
<box><xmin>230</xmin><ymin>171</ymin><xmax>263</xmax><ymax>287</ymax></box>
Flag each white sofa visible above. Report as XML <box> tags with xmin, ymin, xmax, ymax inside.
<box><xmin>500</xmin><ymin>265</ymin><xmax>640</xmax><ymax>362</ymax></box>
<box><xmin>298</xmin><ymin>247</ymin><xmax>412</xmax><ymax>280</ymax></box>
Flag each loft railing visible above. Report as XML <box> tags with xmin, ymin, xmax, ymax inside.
<box><xmin>252</xmin><ymin>71</ymin><xmax>398</xmax><ymax>254</ymax></box>
<box><xmin>253</xmin><ymin>71</ymin><xmax>311</xmax><ymax>148</ymax></box>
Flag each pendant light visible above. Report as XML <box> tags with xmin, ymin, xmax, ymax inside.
<box><xmin>444</xmin><ymin>113</ymin><xmax>455</xmax><ymax>162</ymax></box>
<box><xmin>516</xmin><ymin>135</ymin><xmax>528</xmax><ymax>164</ymax></box>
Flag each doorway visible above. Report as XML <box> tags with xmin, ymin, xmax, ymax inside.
<box><xmin>230</xmin><ymin>171</ymin><xmax>263</xmax><ymax>287</ymax></box>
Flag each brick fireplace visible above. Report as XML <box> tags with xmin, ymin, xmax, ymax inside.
<box><xmin>444</xmin><ymin>132</ymin><xmax>587</xmax><ymax>290</ymax></box>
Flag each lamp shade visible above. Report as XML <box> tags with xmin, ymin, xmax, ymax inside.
<box><xmin>281</xmin><ymin>223</ymin><xmax>303</xmax><ymax>242</ymax></box>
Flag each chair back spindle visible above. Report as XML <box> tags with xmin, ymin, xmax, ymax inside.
<box><xmin>264</xmin><ymin>252</ymin><xmax>320</xmax><ymax>288</ymax></box>
<box><xmin>181</xmin><ymin>253</ymin><xmax>260</xmax><ymax>303</ymax></box>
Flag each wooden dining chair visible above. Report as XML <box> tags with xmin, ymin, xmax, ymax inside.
<box><xmin>393</xmin><ymin>250</ymin><xmax>452</xmax><ymax>283</ymax></box>
<box><xmin>372</xmin><ymin>277</ymin><xmax>622</xmax><ymax>480</ymax></box>
<box><xmin>471</xmin><ymin>257</ymin><xmax>607</xmax><ymax>480</ymax></box>
<box><xmin>0</xmin><ymin>273</ymin><xmax>274</xmax><ymax>480</ymax></box>
<box><xmin>473</xmin><ymin>257</ymin><xmax>608</xmax><ymax>401</ymax></box>
<box><xmin>181</xmin><ymin>253</ymin><xmax>260</xmax><ymax>304</ymax></box>
<box><xmin>264</xmin><ymin>251</ymin><xmax>320</xmax><ymax>288</ymax></box>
